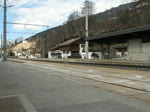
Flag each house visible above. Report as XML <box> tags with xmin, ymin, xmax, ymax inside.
<box><xmin>22</xmin><ymin>40</ymin><xmax>28</xmax><ymax>43</ymax></box>
<box><xmin>13</xmin><ymin>42</ymin><xmax>36</xmax><ymax>58</ymax></box>
<box><xmin>48</xmin><ymin>37</ymin><xmax>85</xmax><ymax>59</ymax></box>
<box><xmin>48</xmin><ymin>37</ymin><xmax>102</xmax><ymax>59</ymax></box>
<box><xmin>85</xmin><ymin>25</ymin><xmax>150</xmax><ymax>61</ymax></box>
<box><xmin>48</xmin><ymin>45</ymin><xmax>62</xmax><ymax>58</ymax></box>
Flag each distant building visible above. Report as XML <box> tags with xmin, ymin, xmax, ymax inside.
<box><xmin>22</xmin><ymin>40</ymin><xmax>28</xmax><ymax>43</ymax></box>
<box><xmin>48</xmin><ymin>37</ymin><xmax>85</xmax><ymax>59</ymax></box>
<box><xmin>48</xmin><ymin>37</ymin><xmax>101</xmax><ymax>59</ymax></box>
<box><xmin>13</xmin><ymin>42</ymin><xmax>36</xmax><ymax>58</ymax></box>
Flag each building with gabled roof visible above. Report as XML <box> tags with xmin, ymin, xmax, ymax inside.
<box><xmin>48</xmin><ymin>37</ymin><xmax>85</xmax><ymax>59</ymax></box>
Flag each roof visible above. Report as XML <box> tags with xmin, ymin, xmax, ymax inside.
<box><xmin>85</xmin><ymin>25</ymin><xmax>150</xmax><ymax>41</ymax></box>
<box><xmin>59</xmin><ymin>37</ymin><xmax>81</xmax><ymax>47</ymax></box>
<box><xmin>49</xmin><ymin>45</ymin><xmax>59</xmax><ymax>51</ymax></box>
<box><xmin>49</xmin><ymin>37</ymin><xmax>81</xmax><ymax>51</ymax></box>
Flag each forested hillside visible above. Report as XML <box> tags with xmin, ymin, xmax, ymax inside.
<box><xmin>27</xmin><ymin>0</ymin><xmax>150</xmax><ymax>55</ymax></box>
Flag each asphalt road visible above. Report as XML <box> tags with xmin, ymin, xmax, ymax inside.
<box><xmin>0</xmin><ymin>61</ymin><xmax>149</xmax><ymax>112</ymax></box>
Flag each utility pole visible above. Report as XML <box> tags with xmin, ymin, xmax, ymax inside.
<box><xmin>85</xmin><ymin>0</ymin><xmax>89</xmax><ymax>59</ymax></box>
<box><xmin>140</xmin><ymin>0</ymin><xmax>144</xmax><ymax>25</ymax></box>
<box><xmin>42</xmin><ymin>36</ymin><xmax>45</xmax><ymax>58</ymax></box>
<box><xmin>1</xmin><ymin>35</ymin><xmax>2</xmax><ymax>53</ymax></box>
<box><xmin>3</xmin><ymin>0</ymin><xmax>7</xmax><ymax>61</ymax></box>
<box><xmin>0</xmin><ymin>0</ymin><xmax>14</xmax><ymax>61</ymax></box>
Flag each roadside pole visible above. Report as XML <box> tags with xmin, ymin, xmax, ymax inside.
<box><xmin>1</xmin><ymin>0</ymin><xmax>15</xmax><ymax>61</ymax></box>
<box><xmin>3</xmin><ymin>0</ymin><xmax>7</xmax><ymax>61</ymax></box>
<box><xmin>42</xmin><ymin>37</ymin><xmax>45</xmax><ymax>58</ymax></box>
<box><xmin>1</xmin><ymin>35</ymin><xmax>2</xmax><ymax>52</ymax></box>
<box><xmin>85</xmin><ymin>0</ymin><xmax>89</xmax><ymax>59</ymax></box>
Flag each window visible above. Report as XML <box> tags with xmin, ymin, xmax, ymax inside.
<box><xmin>66</xmin><ymin>51</ymin><xmax>69</xmax><ymax>54</ymax></box>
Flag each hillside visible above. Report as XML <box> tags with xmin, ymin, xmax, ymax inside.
<box><xmin>13</xmin><ymin>42</ymin><xmax>36</xmax><ymax>51</ymax></box>
<box><xmin>26</xmin><ymin>0</ymin><xmax>150</xmax><ymax>55</ymax></box>
<box><xmin>95</xmin><ymin>2</ymin><xmax>136</xmax><ymax>20</ymax></box>
<box><xmin>27</xmin><ymin>2</ymin><xmax>135</xmax><ymax>41</ymax></box>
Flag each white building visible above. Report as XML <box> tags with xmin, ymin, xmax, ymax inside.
<box><xmin>48</xmin><ymin>38</ymin><xmax>102</xmax><ymax>59</ymax></box>
<box><xmin>48</xmin><ymin>38</ymin><xmax>85</xmax><ymax>59</ymax></box>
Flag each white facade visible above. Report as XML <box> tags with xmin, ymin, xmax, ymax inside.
<box><xmin>48</xmin><ymin>50</ymin><xmax>63</xmax><ymax>58</ymax></box>
<box><xmin>22</xmin><ymin>40</ymin><xmax>28</xmax><ymax>43</ymax></box>
<box><xmin>79</xmin><ymin>44</ymin><xmax>102</xmax><ymax>59</ymax></box>
<box><xmin>48</xmin><ymin>44</ymin><xmax>102</xmax><ymax>59</ymax></box>
<box><xmin>127</xmin><ymin>38</ymin><xmax>150</xmax><ymax>61</ymax></box>
<box><xmin>48</xmin><ymin>50</ymin><xmax>72</xmax><ymax>59</ymax></box>
<box><xmin>35</xmin><ymin>53</ymin><xmax>41</xmax><ymax>58</ymax></box>
<box><xmin>14</xmin><ymin>51</ymin><xmax>22</xmax><ymax>57</ymax></box>
<box><xmin>61</xmin><ymin>51</ymin><xmax>71</xmax><ymax>59</ymax></box>
<box><xmin>81</xmin><ymin>52</ymin><xmax>102</xmax><ymax>59</ymax></box>
<box><xmin>116</xmin><ymin>50</ymin><xmax>127</xmax><ymax>58</ymax></box>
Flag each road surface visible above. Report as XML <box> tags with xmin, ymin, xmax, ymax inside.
<box><xmin>0</xmin><ymin>60</ymin><xmax>149</xmax><ymax>112</ymax></box>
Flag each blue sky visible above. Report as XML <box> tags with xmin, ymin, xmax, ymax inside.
<box><xmin>0</xmin><ymin>0</ymin><xmax>131</xmax><ymax>42</ymax></box>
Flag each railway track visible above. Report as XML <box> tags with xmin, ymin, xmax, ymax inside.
<box><xmin>51</xmin><ymin>64</ymin><xmax>150</xmax><ymax>83</ymax></box>
<box><xmin>25</xmin><ymin>62</ymin><xmax>150</xmax><ymax>93</ymax></box>
<box><xmin>9</xmin><ymin>58</ymin><xmax>150</xmax><ymax>71</ymax></box>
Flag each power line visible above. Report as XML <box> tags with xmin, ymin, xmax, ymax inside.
<box><xmin>7</xmin><ymin>31</ymin><xmax>35</xmax><ymax>34</ymax></box>
<box><xmin>7</xmin><ymin>0</ymin><xmax>70</xmax><ymax>29</ymax></box>
<box><xmin>7</xmin><ymin>22</ymin><xmax>49</xmax><ymax>27</ymax></box>
<box><xmin>48</xmin><ymin>0</ymin><xmax>70</xmax><ymax>18</ymax></box>
<box><xmin>6</xmin><ymin>0</ymin><xmax>73</xmax><ymax>32</ymax></box>
<box><xmin>6</xmin><ymin>0</ymin><xmax>69</xmax><ymax>33</ymax></box>
<box><xmin>45</xmin><ymin>0</ymin><xmax>70</xmax><ymax>28</ymax></box>
<box><xmin>94</xmin><ymin>0</ymin><xmax>100</xmax><ymax>3</ymax></box>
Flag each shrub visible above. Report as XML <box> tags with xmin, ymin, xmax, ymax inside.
<box><xmin>68</xmin><ymin>54</ymin><xmax>81</xmax><ymax>59</ymax></box>
<box><xmin>8</xmin><ymin>50</ymin><xmax>14</xmax><ymax>57</ymax></box>
<box><xmin>45</xmin><ymin>53</ymin><xmax>48</xmax><ymax>58</ymax></box>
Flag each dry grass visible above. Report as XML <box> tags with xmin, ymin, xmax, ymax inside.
<box><xmin>13</xmin><ymin>42</ymin><xmax>36</xmax><ymax>51</ymax></box>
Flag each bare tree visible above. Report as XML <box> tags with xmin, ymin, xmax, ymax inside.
<box><xmin>81</xmin><ymin>0</ymin><xmax>95</xmax><ymax>16</ymax></box>
<box><xmin>68</xmin><ymin>11</ymin><xmax>80</xmax><ymax>21</ymax></box>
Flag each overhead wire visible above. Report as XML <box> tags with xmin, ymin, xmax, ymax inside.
<box><xmin>6</xmin><ymin>0</ymin><xmax>71</xmax><ymax>33</ymax></box>
<box><xmin>7</xmin><ymin>32</ymin><xmax>35</xmax><ymax>34</ymax></box>
<box><xmin>6</xmin><ymin>0</ymin><xmax>118</xmax><ymax>40</ymax></box>
<box><xmin>47</xmin><ymin>0</ymin><xmax>71</xmax><ymax>28</ymax></box>
<box><xmin>47</xmin><ymin>0</ymin><xmax>70</xmax><ymax>18</ymax></box>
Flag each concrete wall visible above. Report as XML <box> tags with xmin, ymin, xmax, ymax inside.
<box><xmin>127</xmin><ymin>38</ymin><xmax>150</xmax><ymax>61</ymax></box>
<box><xmin>142</xmin><ymin>43</ymin><xmax>150</xmax><ymax>53</ymax></box>
<box><xmin>128</xmin><ymin>38</ymin><xmax>142</xmax><ymax>54</ymax></box>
